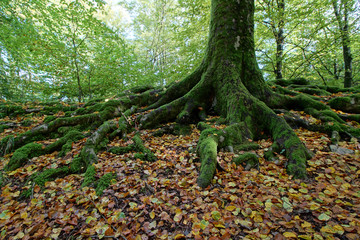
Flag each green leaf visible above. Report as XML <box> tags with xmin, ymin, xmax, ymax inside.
<box><xmin>318</xmin><ymin>213</ymin><xmax>331</xmax><ymax>221</ymax></box>
<box><xmin>211</xmin><ymin>211</ymin><xmax>221</xmax><ymax>221</ymax></box>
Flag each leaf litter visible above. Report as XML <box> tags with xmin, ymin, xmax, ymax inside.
<box><xmin>0</xmin><ymin>102</ymin><xmax>359</xmax><ymax>240</ymax></box>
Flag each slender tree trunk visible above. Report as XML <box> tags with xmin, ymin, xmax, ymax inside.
<box><xmin>72</xmin><ymin>38</ymin><xmax>83</xmax><ymax>102</ymax></box>
<box><xmin>332</xmin><ymin>0</ymin><xmax>353</xmax><ymax>88</ymax></box>
<box><xmin>275</xmin><ymin>0</ymin><xmax>285</xmax><ymax>80</ymax></box>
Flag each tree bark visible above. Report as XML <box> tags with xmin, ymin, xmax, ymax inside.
<box><xmin>332</xmin><ymin>0</ymin><xmax>353</xmax><ymax>88</ymax></box>
<box><xmin>275</xmin><ymin>0</ymin><xmax>285</xmax><ymax>80</ymax></box>
<box><xmin>140</xmin><ymin>0</ymin><xmax>312</xmax><ymax>187</ymax></box>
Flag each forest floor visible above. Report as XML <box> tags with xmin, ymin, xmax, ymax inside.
<box><xmin>0</xmin><ymin>92</ymin><xmax>359</xmax><ymax>240</ymax></box>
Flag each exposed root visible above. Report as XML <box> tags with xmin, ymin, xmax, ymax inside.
<box><xmin>233</xmin><ymin>153</ymin><xmax>259</xmax><ymax>170</ymax></box>
<box><xmin>145</xmin><ymin>65</ymin><xmax>205</xmax><ymax>110</ymax></box>
<box><xmin>196</xmin><ymin>123</ymin><xmax>250</xmax><ymax>188</ymax></box>
<box><xmin>109</xmin><ymin>134</ymin><xmax>157</xmax><ymax>162</ymax></box>
<box><xmin>140</xmin><ymin>77</ymin><xmax>213</xmax><ymax>129</ymax></box>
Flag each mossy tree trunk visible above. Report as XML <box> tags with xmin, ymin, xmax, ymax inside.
<box><xmin>140</xmin><ymin>0</ymin><xmax>313</xmax><ymax>187</ymax></box>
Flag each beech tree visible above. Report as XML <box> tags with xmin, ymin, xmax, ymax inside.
<box><xmin>1</xmin><ymin>0</ymin><xmax>360</xmax><ymax>193</ymax></box>
<box><xmin>332</xmin><ymin>0</ymin><xmax>354</xmax><ymax>88</ymax></box>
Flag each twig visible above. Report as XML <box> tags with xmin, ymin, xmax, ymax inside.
<box><xmin>30</xmin><ymin>182</ymin><xmax>35</xmax><ymax>199</ymax></box>
<box><xmin>121</xmin><ymin>111</ymin><xmax>132</xmax><ymax>126</ymax></box>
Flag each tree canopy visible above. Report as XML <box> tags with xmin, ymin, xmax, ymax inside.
<box><xmin>1</xmin><ymin>0</ymin><xmax>358</xmax><ymax>101</ymax></box>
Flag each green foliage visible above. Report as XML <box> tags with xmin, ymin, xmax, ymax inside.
<box><xmin>1</xmin><ymin>0</ymin><xmax>358</xmax><ymax>100</ymax></box>
<box><xmin>255</xmin><ymin>0</ymin><xmax>359</xmax><ymax>85</ymax></box>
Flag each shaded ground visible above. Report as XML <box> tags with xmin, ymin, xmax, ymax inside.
<box><xmin>0</xmin><ymin>91</ymin><xmax>359</xmax><ymax>240</ymax></box>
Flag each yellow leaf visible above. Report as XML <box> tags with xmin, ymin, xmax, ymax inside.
<box><xmin>225</xmin><ymin>205</ymin><xmax>237</xmax><ymax>211</ymax></box>
<box><xmin>13</xmin><ymin>231</ymin><xmax>24</xmax><ymax>240</ymax></box>
<box><xmin>149</xmin><ymin>211</ymin><xmax>155</xmax><ymax>219</ymax></box>
<box><xmin>324</xmin><ymin>185</ymin><xmax>337</xmax><ymax>196</ymax></box>
<box><xmin>20</xmin><ymin>211</ymin><xmax>27</xmax><ymax>219</ymax></box>
<box><xmin>321</xmin><ymin>225</ymin><xmax>336</xmax><ymax>234</ymax></box>
<box><xmin>235</xmin><ymin>219</ymin><xmax>252</xmax><ymax>228</ymax></box>
<box><xmin>200</xmin><ymin>220</ymin><xmax>209</xmax><ymax>230</ymax></box>
<box><xmin>333</xmin><ymin>225</ymin><xmax>344</xmax><ymax>235</ymax></box>
<box><xmin>283</xmin><ymin>232</ymin><xmax>297</xmax><ymax>238</ymax></box>
<box><xmin>174</xmin><ymin>234</ymin><xmax>186</xmax><ymax>240</ymax></box>
<box><xmin>310</xmin><ymin>202</ymin><xmax>320</xmax><ymax>210</ymax></box>
<box><xmin>215</xmin><ymin>224</ymin><xmax>225</xmax><ymax>228</ymax></box>
<box><xmin>50</xmin><ymin>228</ymin><xmax>62</xmax><ymax>239</ymax></box>
<box><xmin>341</xmin><ymin>183</ymin><xmax>351</xmax><ymax>190</ymax></box>
<box><xmin>298</xmin><ymin>235</ymin><xmax>312</xmax><ymax>240</ymax></box>
<box><xmin>253</xmin><ymin>213</ymin><xmax>263</xmax><ymax>223</ymax></box>
<box><xmin>265</xmin><ymin>200</ymin><xmax>273</xmax><ymax>212</ymax></box>
<box><xmin>174</xmin><ymin>213</ymin><xmax>182</xmax><ymax>223</ymax></box>
<box><xmin>301</xmin><ymin>221</ymin><xmax>312</xmax><ymax>228</ymax></box>
<box><xmin>299</xmin><ymin>188</ymin><xmax>308</xmax><ymax>194</ymax></box>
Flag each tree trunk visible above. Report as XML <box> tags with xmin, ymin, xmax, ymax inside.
<box><xmin>275</xmin><ymin>0</ymin><xmax>285</xmax><ymax>80</ymax></box>
<box><xmin>332</xmin><ymin>0</ymin><xmax>353</xmax><ymax>88</ymax></box>
<box><xmin>140</xmin><ymin>0</ymin><xmax>312</xmax><ymax>187</ymax></box>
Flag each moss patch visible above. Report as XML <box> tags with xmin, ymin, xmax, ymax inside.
<box><xmin>329</xmin><ymin>94</ymin><xmax>360</xmax><ymax>114</ymax></box>
<box><xmin>233</xmin><ymin>152</ymin><xmax>259</xmax><ymax>170</ymax></box>
<box><xmin>4</xmin><ymin>143</ymin><xmax>44</xmax><ymax>171</ymax></box>
<box><xmin>82</xmin><ymin>165</ymin><xmax>96</xmax><ymax>188</ymax></box>
<box><xmin>96</xmin><ymin>173</ymin><xmax>116</xmax><ymax>196</ymax></box>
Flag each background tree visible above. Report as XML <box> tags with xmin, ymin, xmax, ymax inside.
<box><xmin>332</xmin><ymin>0</ymin><xmax>354</xmax><ymax>87</ymax></box>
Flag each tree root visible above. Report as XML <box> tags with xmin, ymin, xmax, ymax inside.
<box><xmin>109</xmin><ymin>135</ymin><xmax>157</xmax><ymax>162</ymax></box>
<box><xmin>145</xmin><ymin>65</ymin><xmax>205</xmax><ymax>111</ymax></box>
<box><xmin>196</xmin><ymin>123</ymin><xmax>250</xmax><ymax>188</ymax></box>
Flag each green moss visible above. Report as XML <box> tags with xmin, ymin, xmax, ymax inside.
<box><xmin>96</xmin><ymin>173</ymin><xmax>116</xmax><ymax>196</ymax></box>
<box><xmin>197</xmin><ymin>135</ymin><xmax>218</xmax><ymax>188</ymax></box>
<box><xmin>32</xmin><ymin>167</ymin><xmax>69</xmax><ymax>186</ymax></box>
<box><xmin>329</xmin><ymin>94</ymin><xmax>360</xmax><ymax>113</ymax></box>
<box><xmin>129</xmin><ymin>85</ymin><xmax>153</xmax><ymax>94</ymax></box>
<box><xmin>109</xmin><ymin>145</ymin><xmax>134</xmax><ymax>154</ymax></box>
<box><xmin>233</xmin><ymin>152</ymin><xmax>259</xmax><ymax>170</ymax></box>
<box><xmin>292</xmin><ymin>94</ymin><xmax>328</xmax><ymax>111</ymax></box>
<box><xmin>82</xmin><ymin>165</ymin><xmax>96</xmax><ymax>187</ymax></box>
<box><xmin>292</xmin><ymin>87</ymin><xmax>331</xmax><ymax>96</ymax></box>
<box><xmin>84</xmin><ymin>97</ymin><xmax>105</xmax><ymax>107</ymax></box>
<box><xmin>0</xmin><ymin>171</ymin><xmax>4</xmax><ymax>187</ymax></box>
<box><xmin>44</xmin><ymin>116</ymin><xmax>57</xmax><ymax>123</ymax></box>
<box><xmin>132</xmin><ymin>135</ymin><xmax>157</xmax><ymax>162</ymax></box>
<box><xmin>0</xmin><ymin>105</ymin><xmax>25</xmax><ymax>117</ymax></box>
<box><xmin>45</xmin><ymin>130</ymin><xmax>84</xmax><ymax>155</ymax></box>
<box><xmin>289</xmin><ymin>78</ymin><xmax>309</xmax><ymax>85</ymax></box>
<box><xmin>70</xmin><ymin>156</ymin><xmax>86</xmax><ymax>173</ymax></box>
<box><xmin>134</xmin><ymin>153</ymin><xmax>146</xmax><ymax>160</ymax></box>
<box><xmin>74</xmin><ymin>108</ymin><xmax>87</xmax><ymax>115</ymax></box>
<box><xmin>305</xmin><ymin>109</ymin><xmax>345</xmax><ymax>124</ymax></box>
<box><xmin>4</xmin><ymin>143</ymin><xmax>43</xmax><ymax>171</ymax></box>
<box><xmin>342</xmin><ymin>114</ymin><xmax>360</xmax><ymax>122</ymax></box>
<box><xmin>264</xmin><ymin>142</ymin><xmax>281</xmax><ymax>161</ymax></box>
<box><xmin>234</xmin><ymin>143</ymin><xmax>260</xmax><ymax>151</ymax></box>
<box><xmin>287</xmin><ymin>163</ymin><xmax>307</xmax><ymax>179</ymax></box>
<box><xmin>197</xmin><ymin>122</ymin><xmax>211</xmax><ymax>131</ymax></box>
<box><xmin>0</xmin><ymin>135</ymin><xmax>15</xmax><ymax>155</ymax></box>
<box><xmin>21</xmin><ymin>119</ymin><xmax>33</xmax><ymax>127</ymax></box>
<box><xmin>0</xmin><ymin>125</ymin><xmax>10</xmax><ymax>133</ymax></box>
<box><xmin>173</xmin><ymin>124</ymin><xmax>192</xmax><ymax>135</ymax></box>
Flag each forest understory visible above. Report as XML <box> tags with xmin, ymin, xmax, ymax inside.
<box><xmin>0</xmin><ymin>80</ymin><xmax>360</xmax><ymax>240</ymax></box>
